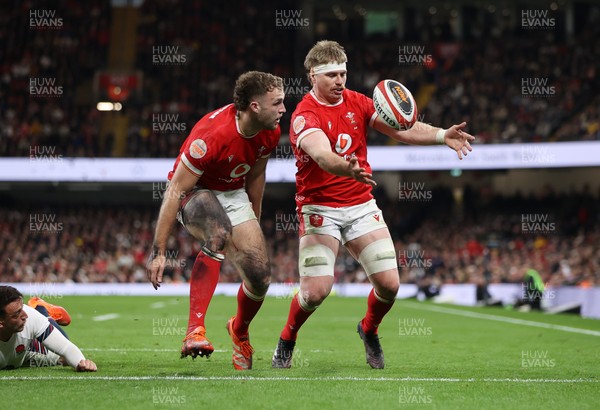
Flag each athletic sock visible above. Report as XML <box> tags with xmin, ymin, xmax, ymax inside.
<box><xmin>280</xmin><ymin>293</ymin><xmax>317</xmax><ymax>341</ymax></box>
<box><xmin>361</xmin><ymin>288</ymin><xmax>395</xmax><ymax>335</ymax></box>
<box><xmin>187</xmin><ymin>250</ymin><xmax>221</xmax><ymax>334</ymax></box>
<box><xmin>232</xmin><ymin>282</ymin><xmax>264</xmax><ymax>337</ymax></box>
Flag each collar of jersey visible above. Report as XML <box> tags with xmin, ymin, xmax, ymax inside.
<box><xmin>309</xmin><ymin>89</ymin><xmax>344</xmax><ymax>107</ymax></box>
<box><xmin>235</xmin><ymin>113</ymin><xmax>258</xmax><ymax>138</ymax></box>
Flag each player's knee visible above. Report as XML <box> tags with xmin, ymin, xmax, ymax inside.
<box><xmin>379</xmin><ymin>280</ymin><xmax>400</xmax><ymax>300</ymax></box>
<box><xmin>204</xmin><ymin>225</ymin><xmax>231</xmax><ymax>253</ymax></box>
<box><xmin>242</xmin><ymin>255</ymin><xmax>271</xmax><ymax>295</ymax></box>
<box><xmin>304</xmin><ymin>288</ymin><xmax>329</xmax><ymax>306</ymax></box>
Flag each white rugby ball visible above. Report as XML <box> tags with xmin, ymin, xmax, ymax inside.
<box><xmin>373</xmin><ymin>79</ymin><xmax>418</xmax><ymax>130</ymax></box>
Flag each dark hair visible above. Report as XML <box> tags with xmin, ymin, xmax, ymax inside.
<box><xmin>0</xmin><ymin>286</ymin><xmax>23</xmax><ymax>318</ymax></box>
<box><xmin>233</xmin><ymin>71</ymin><xmax>283</xmax><ymax>111</ymax></box>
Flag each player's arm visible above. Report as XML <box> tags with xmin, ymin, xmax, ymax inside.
<box><xmin>245</xmin><ymin>157</ymin><xmax>268</xmax><ymax>221</ymax></box>
<box><xmin>41</xmin><ymin>327</ymin><xmax>97</xmax><ymax>372</ymax></box>
<box><xmin>300</xmin><ymin>131</ymin><xmax>376</xmax><ymax>186</ymax></box>
<box><xmin>372</xmin><ymin>117</ymin><xmax>475</xmax><ymax>160</ymax></box>
<box><xmin>148</xmin><ymin>164</ymin><xmax>199</xmax><ymax>289</ymax></box>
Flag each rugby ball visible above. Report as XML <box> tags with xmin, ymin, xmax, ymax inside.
<box><xmin>373</xmin><ymin>80</ymin><xmax>418</xmax><ymax>130</ymax></box>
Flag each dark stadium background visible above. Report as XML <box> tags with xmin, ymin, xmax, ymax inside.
<box><xmin>0</xmin><ymin>0</ymin><xmax>598</xmax><ymax>314</ymax></box>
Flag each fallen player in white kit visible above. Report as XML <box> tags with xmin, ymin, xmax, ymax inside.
<box><xmin>0</xmin><ymin>285</ymin><xmax>96</xmax><ymax>371</ymax></box>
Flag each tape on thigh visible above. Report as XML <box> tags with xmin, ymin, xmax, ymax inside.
<box><xmin>299</xmin><ymin>244</ymin><xmax>336</xmax><ymax>277</ymax></box>
<box><xmin>358</xmin><ymin>238</ymin><xmax>397</xmax><ymax>276</ymax></box>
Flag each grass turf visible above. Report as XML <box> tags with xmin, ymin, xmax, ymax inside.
<box><xmin>2</xmin><ymin>295</ymin><xmax>599</xmax><ymax>409</ymax></box>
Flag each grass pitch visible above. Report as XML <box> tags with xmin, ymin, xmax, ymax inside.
<box><xmin>2</xmin><ymin>295</ymin><xmax>599</xmax><ymax>409</ymax></box>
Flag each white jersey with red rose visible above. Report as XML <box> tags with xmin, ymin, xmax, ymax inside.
<box><xmin>0</xmin><ymin>305</ymin><xmax>60</xmax><ymax>369</ymax></box>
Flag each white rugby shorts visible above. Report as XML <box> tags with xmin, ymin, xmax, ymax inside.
<box><xmin>299</xmin><ymin>199</ymin><xmax>387</xmax><ymax>244</ymax></box>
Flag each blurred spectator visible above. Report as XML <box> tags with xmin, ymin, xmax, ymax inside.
<box><xmin>1</xmin><ymin>186</ymin><xmax>598</xmax><ymax>287</ymax></box>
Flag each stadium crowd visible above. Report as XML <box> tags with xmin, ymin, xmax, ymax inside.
<box><xmin>1</xmin><ymin>186</ymin><xmax>597</xmax><ymax>289</ymax></box>
<box><xmin>1</xmin><ymin>1</ymin><xmax>599</xmax><ymax>157</ymax></box>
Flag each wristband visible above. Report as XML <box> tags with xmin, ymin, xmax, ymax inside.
<box><xmin>435</xmin><ymin>128</ymin><xmax>446</xmax><ymax>144</ymax></box>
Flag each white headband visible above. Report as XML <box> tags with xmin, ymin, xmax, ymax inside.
<box><xmin>311</xmin><ymin>62</ymin><xmax>347</xmax><ymax>75</ymax></box>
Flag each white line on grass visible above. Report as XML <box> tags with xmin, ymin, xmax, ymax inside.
<box><xmin>91</xmin><ymin>313</ymin><xmax>120</xmax><ymax>322</ymax></box>
<box><xmin>80</xmin><ymin>348</ymin><xmax>333</xmax><ymax>353</ymax></box>
<box><xmin>0</xmin><ymin>375</ymin><xmax>597</xmax><ymax>383</ymax></box>
<box><xmin>403</xmin><ymin>302</ymin><xmax>600</xmax><ymax>337</ymax></box>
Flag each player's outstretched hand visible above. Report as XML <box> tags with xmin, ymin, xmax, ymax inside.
<box><xmin>348</xmin><ymin>157</ymin><xmax>377</xmax><ymax>186</ymax></box>
<box><xmin>444</xmin><ymin>122</ymin><xmax>475</xmax><ymax>160</ymax></box>
<box><xmin>147</xmin><ymin>252</ymin><xmax>166</xmax><ymax>290</ymax></box>
<box><xmin>76</xmin><ymin>359</ymin><xmax>97</xmax><ymax>372</ymax></box>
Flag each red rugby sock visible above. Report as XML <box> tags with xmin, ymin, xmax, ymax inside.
<box><xmin>187</xmin><ymin>251</ymin><xmax>221</xmax><ymax>333</ymax></box>
<box><xmin>361</xmin><ymin>288</ymin><xmax>395</xmax><ymax>335</ymax></box>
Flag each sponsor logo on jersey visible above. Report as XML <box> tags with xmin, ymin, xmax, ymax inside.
<box><xmin>230</xmin><ymin>163</ymin><xmax>251</xmax><ymax>178</ymax></box>
<box><xmin>309</xmin><ymin>214</ymin><xmax>324</xmax><ymax>227</ymax></box>
<box><xmin>335</xmin><ymin>133</ymin><xmax>352</xmax><ymax>154</ymax></box>
<box><xmin>15</xmin><ymin>344</ymin><xmax>25</xmax><ymax>354</ymax></box>
<box><xmin>293</xmin><ymin>116</ymin><xmax>306</xmax><ymax>134</ymax></box>
<box><xmin>189</xmin><ymin>139</ymin><xmax>207</xmax><ymax>159</ymax></box>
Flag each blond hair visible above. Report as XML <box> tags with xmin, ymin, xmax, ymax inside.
<box><xmin>304</xmin><ymin>40</ymin><xmax>347</xmax><ymax>82</ymax></box>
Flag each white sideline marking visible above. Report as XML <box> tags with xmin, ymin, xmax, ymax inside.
<box><xmin>80</xmin><ymin>348</ymin><xmax>332</xmax><ymax>353</ymax></box>
<box><xmin>91</xmin><ymin>313</ymin><xmax>120</xmax><ymax>322</ymax></box>
<box><xmin>404</xmin><ymin>303</ymin><xmax>600</xmax><ymax>337</ymax></box>
<box><xmin>150</xmin><ymin>302</ymin><xmax>166</xmax><ymax>309</ymax></box>
<box><xmin>0</xmin><ymin>375</ymin><xmax>597</xmax><ymax>383</ymax></box>
<box><xmin>81</xmin><ymin>348</ymin><xmax>227</xmax><ymax>353</ymax></box>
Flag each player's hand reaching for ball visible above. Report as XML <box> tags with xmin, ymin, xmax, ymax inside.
<box><xmin>76</xmin><ymin>359</ymin><xmax>97</xmax><ymax>372</ymax></box>
<box><xmin>147</xmin><ymin>251</ymin><xmax>166</xmax><ymax>290</ymax></box>
<box><xmin>348</xmin><ymin>157</ymin><xmax>377</xmax><ymax>187</ymax></box>
<box><xmin>443</xmin><ymin>122</ymin><xmax>475</xmax><ymax>160</ymax></box>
